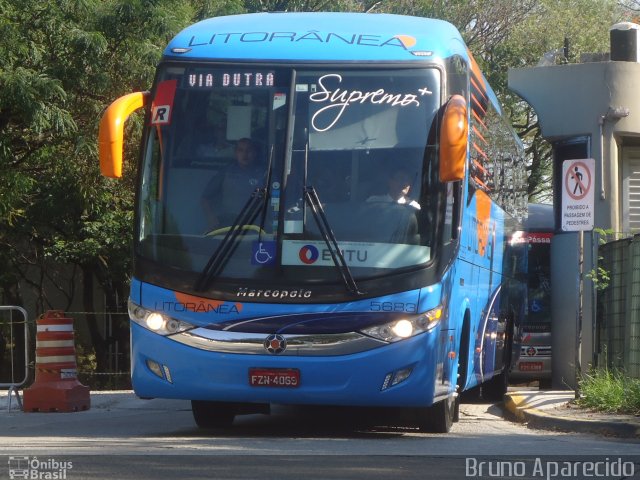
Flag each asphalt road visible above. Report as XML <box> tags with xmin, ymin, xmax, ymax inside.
<box><xmin>1</xmin><ymin>392</ymin><xmax>639</xmax><ymax>479</ymax></box>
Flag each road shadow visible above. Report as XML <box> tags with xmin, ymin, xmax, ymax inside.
<box><xmin>166</xmin><ymin>398</ymin><xmax>503</xmax><ymax>439</ymax></box>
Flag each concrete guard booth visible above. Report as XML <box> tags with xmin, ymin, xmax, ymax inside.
<box><xmin>509</xmin><ymin>23</ymin><xmax>640</xmax><ymax>388</ymax></box>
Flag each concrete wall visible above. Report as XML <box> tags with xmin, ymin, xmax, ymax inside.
<box><xmin>509</xmin><ymin>60</ymin><xmax>640</xmax><ymax>388</ymax></box>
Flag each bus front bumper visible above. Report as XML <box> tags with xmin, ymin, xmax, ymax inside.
<box><xmin>130</xmin><ymin>322</ymin><xmax>449</xmax><ymax>408</ymax></box>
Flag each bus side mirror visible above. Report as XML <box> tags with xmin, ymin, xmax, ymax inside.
<box><xmin>439</xmin><ymin>94</ymin><xmax>468</xmax><ymax>182</ymax></box>
<box><xmin>98</xmin><ymin>91</ymin><xmax>149</xmax><ymax>178</ymax></box>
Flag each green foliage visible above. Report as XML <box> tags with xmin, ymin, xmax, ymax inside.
<box><xmin>193</xmin><ymin>0</ymin><xmax>246</xmax><ymax>19</ymax></box>
<box><xmin>481</xmin><ymin>0</ymin><xmax>620</xmax><ymax>201</ymax></box>
<box><xmin>586</xmin><ymin>228</ymin><xmax>616</xmax><ymax>291</ymax></box>
<box><xmin>375</xmin><ymin>0</ymin><xmax>622</xmax><ymax>201</ymax></box>
<box><xmin>578</xmin><ymin>366</ymin><xmax>640</xmax><ymax>415</ymax></box>
<box><xmin>0</xmin><ymin>0</ymin><xmax>194</xmax><ymax>295</ymax></box>
<box><xmin>75</xmin><ymin>341</ymin><xmax>98</xmax><ymax>381</ymax></box>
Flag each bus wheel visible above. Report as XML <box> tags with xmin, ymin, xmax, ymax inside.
<box><xmin>452</xmin><ymin>395</ymin><xmax>461</xmax><ymax>423</ymax></box>
<box><xmin>416</xmin><ymin>395</ymin><xmax>455</xmax><ymax>433</ymax></box>
<box><xmin>191</xmin><ymin>400</ymin><xmax>236</xmax><ymax>429</ymax></box>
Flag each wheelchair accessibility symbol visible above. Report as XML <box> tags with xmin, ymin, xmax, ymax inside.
<box><xmin>252</xmin><ymin>241</ymin><xmax>276</xmax><ymax>266</ymax></box>
<box><xmin>531</xmin><ymin>299</ymin><xmax>542</xmax><ymax>313</ymax></box>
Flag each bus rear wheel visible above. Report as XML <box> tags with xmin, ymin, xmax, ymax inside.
<box><xmin>191</xmin><ymin>400</ymin><xmax>236</xmax><ymax>429</ymax></box>
<box><xmin>416</xmin><ymin>395</ymin><xmax>456</xmax><ymax>433</ymax></box>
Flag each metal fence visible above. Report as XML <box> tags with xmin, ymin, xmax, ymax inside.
<box><xmin>64</xmin><ymin>311</ymin><xmax>131</xmax><ymax>390</ymax></box>
<box><xmin>1</xmin><ymin>307</ymin><xmax>131</xmax><ymax>398</ymax></box>
<box><xmin>0</xmin><ymin>306</ymin><xmax>30</xmax><ymax>410</ymax></box>
<box><xmin>598</xmin><ymin>234</ymin><xmax>640</xmax><ymax>378</ymax></box>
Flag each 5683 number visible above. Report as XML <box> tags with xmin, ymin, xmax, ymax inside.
<box><xmin>369</xmin><ymin>301</ymin><xmax>418</xmax><ymax>313</ymax></box>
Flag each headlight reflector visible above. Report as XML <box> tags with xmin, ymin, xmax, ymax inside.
<box><xmin>360</xmin><ymin>306</ymin><xmax>443</xmax><ymax>343</ymax></box>
<box><xmin>129</xmin><ymin>300</ymin><xmax>194</xmax><ymax>336</ymax></box>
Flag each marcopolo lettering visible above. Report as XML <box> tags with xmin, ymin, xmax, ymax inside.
<box><xmin>236</xmin><ymin>288</ymin><xmax>312</xmax><ymax>299</ymax></box>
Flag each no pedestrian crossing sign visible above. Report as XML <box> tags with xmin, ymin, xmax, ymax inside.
<box><xmin>561</xmin><ymin>158</ymin><xmax>594</xmax><ymax>232</ymax></box>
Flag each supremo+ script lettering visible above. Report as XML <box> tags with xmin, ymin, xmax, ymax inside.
<box><xmin>309</xmin><ymin>74</ymin><xmax>431</xmax><ymax>132</ymax></box>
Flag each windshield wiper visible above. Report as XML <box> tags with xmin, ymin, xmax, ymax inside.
<box><xmin>304</xmin><ymin>185</ymin><xmax>364</xmax><ymax>296</ymax></box>
<box><xmin>195</xmin><ymin>146</ymin><xmax>275</xmax><ymax>292</ymax></box>
<box><xmin>195</xmin><ymin>188</ymin><xmax>266</xmax><ymax>291</ymax></box>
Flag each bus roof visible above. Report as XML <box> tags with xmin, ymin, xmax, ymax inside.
<box><xmin>164</xmin><ymin>12</ymin><xmax>468</xmax><ymax>63</ymax></box>
<box><xmin>526</xmin><ymin>203</ymin><xmax>554</xmax><ymax>231</ymax></box>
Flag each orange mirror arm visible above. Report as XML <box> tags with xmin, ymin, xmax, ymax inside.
<box><xmin>98</xmin><ymin>91</ymin><xmax>150</xmax><ymax>178</ymax></box>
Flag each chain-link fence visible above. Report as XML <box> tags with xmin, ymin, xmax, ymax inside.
<box><xmin>598</xmin><ymin>234</ymin><xmax>640</xmax><ymax>378</ymax></box>
<box><xmin>65</xmin><ymin>311</ymin><xmax>131</xmax><ymax>390</ymax></box>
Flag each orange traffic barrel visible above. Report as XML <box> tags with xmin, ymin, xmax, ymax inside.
<box><xmin>23</xmin><ymin>310</ymin><xmax>90</xmax><ymax>412</ymax></box>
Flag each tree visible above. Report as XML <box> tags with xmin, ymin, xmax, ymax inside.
<box><xmin>378</xmin><ymin>0</ymin><xmax>621</xmax><ymax>201</ymax></box>
<box><xmin>0</xmin><ymin>0</ymin><xmax>196</xmax><ymax>378</ymax></box>
<box><xmin>496</xmin><ymin>0</ymin><xmax>620</xmax><ymax>201</ymax></box>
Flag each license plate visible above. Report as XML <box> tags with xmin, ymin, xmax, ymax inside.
<box><xmin>249</xmin><ymin>368</ymin><xmax>300</xmax><ymax>388</ymax></box>
<box><xmin>519</xmin><ymin>362</ymin><xmax>543</xmax><ymax>371</ymax></box>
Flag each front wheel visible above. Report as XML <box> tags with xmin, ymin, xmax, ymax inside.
<box><xmin>416</xmin><ymin>395</ymin><xmax>456</xmax><ymax>433</ymax></box>
<box><xmin>191</xmin><ymin>400</ymin><xmax>236</xmax><ymax>429</ymax></box>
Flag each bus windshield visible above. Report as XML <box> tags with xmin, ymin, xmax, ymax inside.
<box><xmin>527</xmin><ymin>233</ymin><xmax>552</xmax><ymax>332</ymax></box>
<box><xmin>137</xmin><ymin>64</ymin><xmax>441</xmax><ymax>286</ymax></box>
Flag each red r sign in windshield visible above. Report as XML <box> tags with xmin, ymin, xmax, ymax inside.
<box><xmin>151</xmin><ymin>79</ymin><xmax>177</xmax><ymax>126</ymax></box>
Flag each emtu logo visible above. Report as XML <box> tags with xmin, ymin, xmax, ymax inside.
<box><xmin>394</xmin><ymin>35</ymin><xmax>417</xmax><ymax>49</ymax></box>
<box><xmin>299</xmin><ymin>245</ymin><xmax>319</xmax><ymax>264</ymax></box>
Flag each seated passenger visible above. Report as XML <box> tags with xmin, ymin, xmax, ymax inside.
<box><xmin>367</xmin><ymin>168</ymin><xmax>421</xmax><ymax>209</ymax></box>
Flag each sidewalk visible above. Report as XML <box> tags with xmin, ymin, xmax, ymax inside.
<box><xmin>504</xmin><ymin>388</ymin><xmax>640</xmax><ymax>438</ymax></box>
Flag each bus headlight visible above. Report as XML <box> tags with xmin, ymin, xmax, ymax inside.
<box><xmin>145</xmin><ymin>313</ymin><xmax>165</xmax><ymax>331</ymax></box>
<box><xmin>360</xmin><ymin>306</ymin><xmax>443</xmax><ymax>343</ymax></box>
<box><xmin>392</xmin><ymin>319</ymin><xmax>414</xmax><ymax>338</ymax></box>
<box><xmin>128</xmin><ymin>300</ymin><xmax>194</xmax><ymax>336</ymax></box>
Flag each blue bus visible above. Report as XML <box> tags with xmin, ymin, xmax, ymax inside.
<box><xmin>98</xmin><ymin>12</ymin><xmax>528</xmax><ymax>433</ymax></box>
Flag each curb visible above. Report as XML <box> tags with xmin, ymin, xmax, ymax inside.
<box><xmin>504</xmin><ymin>393</ymin><xmax>640</xmax><ymax>439</ymax></box>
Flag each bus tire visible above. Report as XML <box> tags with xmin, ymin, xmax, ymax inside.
<box><xmin>452</xmin><ymin>395</ymin><xmax>461</xmax><ymax>423</ymax></box>
<box><xmin>416</xmin><ymin>395</ymin><xmax>455</xmax><ymax>433</ymax></box>
<box><xmin>191</xmin><ymin>400</ymin><xmax>236</xmax><ymax>429</ymax></box>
